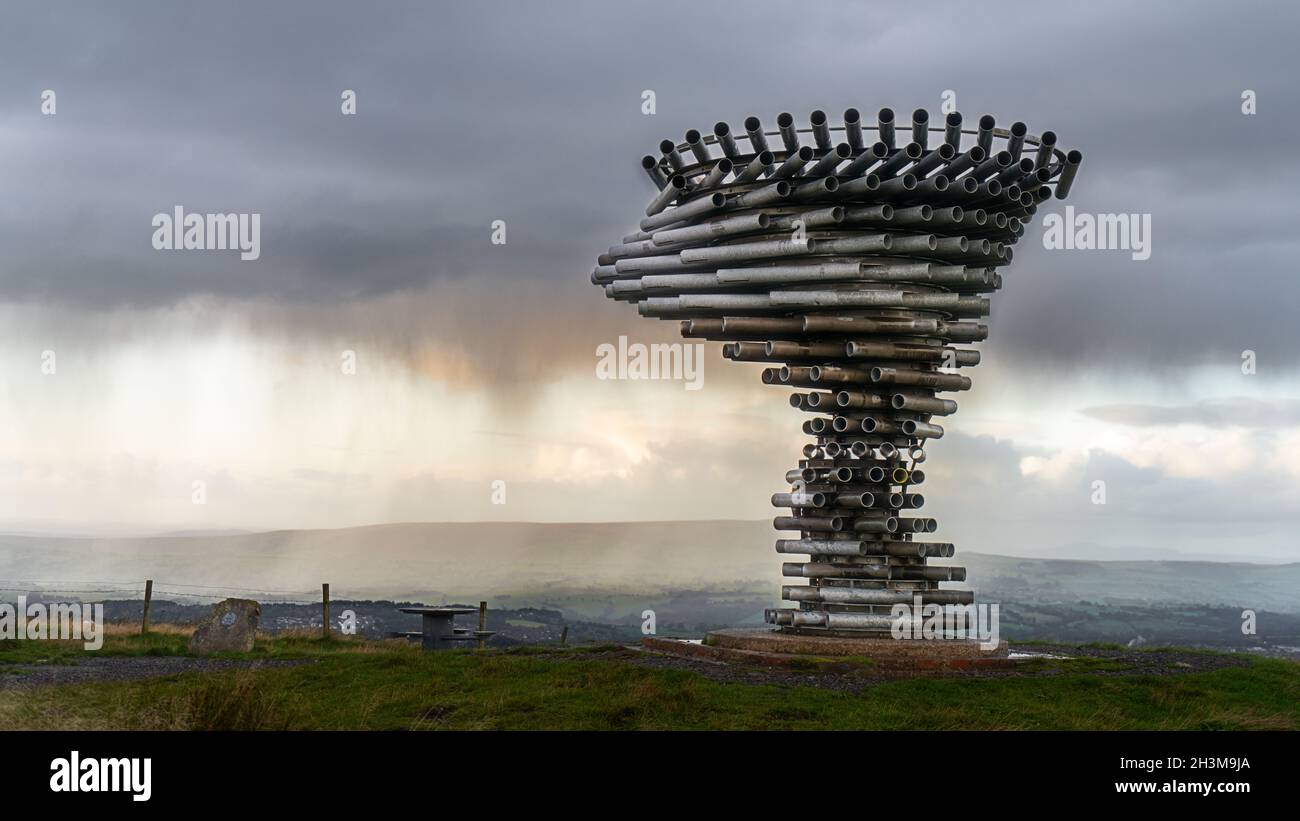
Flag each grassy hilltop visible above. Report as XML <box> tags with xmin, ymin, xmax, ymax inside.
<box><xmin>1</xmin><ymin>626</ymin><xmax>1297</xmax><ymax>731</ymax></box>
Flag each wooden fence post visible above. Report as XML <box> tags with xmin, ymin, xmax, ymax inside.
<box><xmin>141</xmin><ymin>579</ymin><xmax>153</xmax><ymax>635</ymax></box>
<box><xmin>477</xmin><ymin>600</ymin><xmax>487</xmax><ymax>649</ymax></box>
<box><xmin>322</xmin><ymin>583</ymin><xmax>331</xmax><ymax>639</ymax></box>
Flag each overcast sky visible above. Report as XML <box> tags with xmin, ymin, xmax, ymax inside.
<box><xmin>1</xmin><ymin>1</ymin><xmax>1298</xmax><ymax>563</ymax></box>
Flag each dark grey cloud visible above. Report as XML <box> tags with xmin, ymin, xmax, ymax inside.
<box><xmin>0</xmin><ymin>0</ymin><xmax>1298</xmax><ymax>373</ymax></box>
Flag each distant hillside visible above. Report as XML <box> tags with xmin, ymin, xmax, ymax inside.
<box><xmin>0</xmin><ymin>520</ymin><xmax>775</xmax><ymax>601</ymax></box>
<box><xmin>1</xmin><ymin>520</ymin><xmax>1296</xmax><ymax>613</ymax></box>
<box><xmin>964</xmin><ymin>553</ymin><xmax>1300</xmax><ymax>613</ymax></box>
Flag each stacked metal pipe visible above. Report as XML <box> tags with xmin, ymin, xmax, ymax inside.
<box><xmin>591</xmin><ymin>107</ymin><xmax>1082</xmax><ymax>636</ymax></box>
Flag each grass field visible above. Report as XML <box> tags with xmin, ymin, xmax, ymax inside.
<box><xmin>1</xmin><ymin>626</ymin><xmax>1297</xmax><ymax>730</ymax></box>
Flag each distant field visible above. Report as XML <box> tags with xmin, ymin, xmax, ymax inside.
<box><xmin>2</xmin><ymin>627</ymin><xmax>1297</xmax><ymax>731</ymax></box>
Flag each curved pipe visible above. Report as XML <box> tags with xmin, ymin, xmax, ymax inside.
<box><xmin>744</xmin><ymin>115</ymin><xmax>769</xmax><ymax>154</ymax></box>
<box><xmin>1006</xmin><ymin>120</ymin><xmax>1028</xmax><ymax>161</ymax></box>
<box><xmin>976</xmin><ymin>114</ymin><xmax>996</xmax><ymax>154</ymax></box>
<box><xmin>911</xmin><ymin>108</ymin><xmax>930</xmax><ymax>150</ymax></box>
<box><xmin>684</xmin><ymin>128</ymin><xmax>711</xmax><ymax>165</ymax></box>
<box><xmin>943</xmin><ymin>111</ymin><xmax>963</xmax><ymax>149</ymax></box>
<box><xmin>641</xmin><ymin>155</ymin><xmax>668</xmax><ymax>189</ymax></box>
<box><xmin>877</xmin><ymin>107</ymin><xmax>896</xmax><ymax>149</ymax></box>
<box><xmin>810</xmin><ymin>109</ymin><xmax>832</xmax><ymax>150</ymax></box>
<box><xmin>844</xmin><ymin>107</ymin><xmax>864</xmax><ymax>150</ymax></box>
<box><xmin>713</xmin><ymin>121</ymin><xmax>740</xmax><ymax>159</ymax></box>
<box><xmin>660</xmin><ymin>138</ymin><xmax>684</xmax><ymax>171</ymax></box>
<box><xmin>777</xmin><ymin>112</ymin><xmax>800</xmax><ymax>153</ymax></box>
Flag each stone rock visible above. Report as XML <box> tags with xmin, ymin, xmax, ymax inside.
<box><xmin>188</xmin><ymin>598</ymin><xmax>261</xmax><ymax>654</ymax></box>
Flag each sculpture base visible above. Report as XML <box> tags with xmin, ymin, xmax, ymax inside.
<box><xmin>643</xmin><ymin>628</ymin><xmax>1012</xmax><ymax>672</ymax></box>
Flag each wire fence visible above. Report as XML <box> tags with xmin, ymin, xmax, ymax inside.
<box><xmin>0</xmin><ymin>579</ymin><xmax>333</xmax><ymax>605</ymax></box>
<box><xmin>0</xmin><ymin>579</ymin><xmax>492</xmax><ymax>642</ymax></box>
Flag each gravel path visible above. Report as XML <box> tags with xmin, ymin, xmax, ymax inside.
<box><xmin>0</xmin><ymin>657</ymin><xmax>312</xmax><ymax>690</ymax></box>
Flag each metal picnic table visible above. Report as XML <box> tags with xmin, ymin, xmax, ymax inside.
<box><xmin>395</xmin><ymin>606</ymin><xmax>496</xmax><ymax>651</ymax></box>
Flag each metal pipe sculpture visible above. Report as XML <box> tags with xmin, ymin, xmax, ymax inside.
<box><xmin>592</xmin><ymin>107</ymin><xmax>1082</xmax><ymax>637</ymax></box>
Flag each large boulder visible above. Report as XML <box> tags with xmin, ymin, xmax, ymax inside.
<box><xmin>188</xmin><ymin>598</ymin><xmax>261</xmax><ymax>654</ymax></box>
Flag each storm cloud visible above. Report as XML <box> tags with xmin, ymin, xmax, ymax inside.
<box><xmin>0</xmin><ymin>0</ymin><xmax>1297</xmax><ymax>373</ymax></box>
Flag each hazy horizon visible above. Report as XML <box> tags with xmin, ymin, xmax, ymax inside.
<box><xmin>1</xmin><ymin>517</ymin><xmax>1295</xmax><ymax>567</ymax></box>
